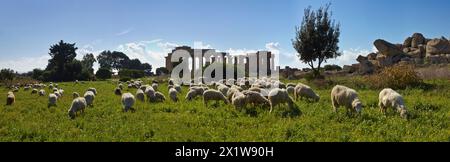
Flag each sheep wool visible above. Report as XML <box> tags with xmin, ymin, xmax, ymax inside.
<box><xmin>331</xmin><ymin>85</ymin><xmax>362</xmax><ymax>115</ymax></box>
<box><xmin>68</xmin><ymin>97</ymin><xmax>87</xmax><ymax>119</ymax></box>
<box><xmin>136</xmin><ymin>89</ymin><xmax>145</xmax><ymax>102</ymax></box>
<box><xmin>294</xmin><ymin>83</ymin><xmax>320</xmax><ymax>102</ymax></box>
<box><xmin>48</xmin><ymin>94</ymin><xmax>58</xmax><ymax>108</ymax></box>
<box><xmin>121</xmin><ymin>93</ymin><xmax>136</xmax><ymax>112</ymax></box>
<box><xmin>268</xmin><ymin>88</ymin><xmax>295</xmax><ymax>113</ymax></box>
<box><xmin>379</xmin><ymin>88</ymin><xmax>408</xmax><ymax>118</ymax></box>
<box><xmin>169</xmin><ymin>88</ymin><xmax>179</xmax><ymax>102</ymax></box>
<box><xmin>203</xmin><ymin>89</ymin><xmax>229</xmax><ymax>106</ymax></box>
<box><xmin>6</xmin><ymin>92</ymin><xmax>15</xmax><ymax>105</ymax></box>
<box><xmin>84</xmin><ymin>91</ymin><xmax>95</xmax><ymax>107</ymax></box>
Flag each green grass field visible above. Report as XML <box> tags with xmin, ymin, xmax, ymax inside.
<box><xmin>1</xmin><ymin>78</ymin><xmax>449</xmax><ymax>142</ymax></box>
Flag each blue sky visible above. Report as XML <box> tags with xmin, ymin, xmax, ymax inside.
<box><xmin>1</xmin><ymin>0</ymin><xmax>449</xmax><ymax>72</ymax></box>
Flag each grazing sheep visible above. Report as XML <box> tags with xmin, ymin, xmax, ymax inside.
<box><xmin>294</xmin><ymin>83</ymin><xmax>320</xmax><ymax>102</ymax></box>
<box><xmin>203</xmin><ymin>89</ymin><xmax>229</xmax><ymax>106</ymax></box>
<box><xmin>287</xmin><ymin>83</ymin><xmax>296</xmax><ymax>88</ymax></box>
<box><xmin>49</xmin><ymin>84</ymin><xmax>54</xmax><ymax>90</ymax></box>
<box><xmin>31</xmin><ymin>89</ymin><xmax>38</xmax><ymax>94</ymax></box>
<box><xmin>84</xmin><ymin>91</ymin><xmax>95</xmax><ymax>107</ymax></box>
<box><xmin>286</xmin><ymin>86</ymin><xmax>295</xmax><ymax>96</ymax></box>
<box><xmin>226</xmin><ymin>88</ymin><xmax>240</xmax><ymax>102</ymax></box>
<box><xmin>190</xmin><ymin>86</ymin><xmax>208</xmax><ymax>94</ymax></box>
<box><xmin>139</xmin><ymin>85</ymin><xmax>148</xmax><ymax>92</ymax></box>
<box><xmin>331</xmin><ymin>85</ymin><xmax>362</xmax><ymax>115</ymax></box>
<box><xmin>121</xmin><ymin>93</ymin><xmax>136</xmax><ymax>112</ymax></box>
<box><xmin>168</xmin><ymin>79</ymin><xmax>174</xmax><ymax>86</ymax></box>
<box><xmin>217</xmin><ymin>85</ymin><xmax>230</xmax><ymax>96</ymax></box>
<box><xmin>24</xmin><ymin>86</ymin><xmax>30</xmax><ymax>91</ymax></box>
<box><xmin>38</xmin><ymin>89</ymin><xmax>45</xmax><ymax>96</ymax></box>
<box><xmin>243</xmin><ymin>90</ymin><xmax>270</xmax><ymax>108</ymax></box>
<box><xmin>87</xmin><ymin>87</ymin><xmax>97</xmax><ymax>95</ymax></box>
<box><xmin>68</xmin><ymin>97</ymin><xmax>87</xmax><ymax>119</ymax></box>
<box><xmin>174</xmin><ymin>84</ymin><xmax>182</xmax><ymax>93</ymax></box>
<box><xmin>13</xmin><ymin>87</ymin><xmax>19</xmax><ymax>92</ymax></box>
<box><xmin>268</xmin><ymin>88</ymin><xmax>295</xmax><ymax>113</ymax></box>
<box><xmin>152</xmin><ymin>83</ymin><xmax>159</xmax><ymax>92</ymax></box>
<box><xmin>144</xmin><ymin>86</ymin><xmax>156</xmax><ymax>102</ymax></box>
<box><xmin>154</xmin><ymin>92</ymin><xmax>166</xmax><ymax>102</ymax></box>
<box><xmin>231</xmin><ymin>91</ymin><xmax>247</xmax><ymax>110</ymax></box>
<box><xmin>54</xmin><ymin>91</ymin><xmax>61</xmax><ymax>98</ymax></box>
<box><xmin>6</xmin><ymin>92</ymin><xmax>15</xmax><ymax>105</ymax></box>
<box><xmin>136</xmin><ymin>89</ymin><xmax>145</xmax><ymax>102</ymax></box>
<box><xmin>169</xmin><ymin>88</ymin><xmax>179</xmax><ymax>102</ymax></box>
<box><xmin>59</xmin><ymin>89</ymin><xmax>64</xmax><ymax>96</ymax></box>
<box><xmin>118</xmin><ymin>83</ymin><xmax>123</xmax><ymax>90</ymax></box>
<box><xmin>185</xmin><ymin>90</ymin><xmax>201</xmax><ymax>101</ymax></box>
<box><xmin>73</xmin><ymin>92</ymin><xmax>80</xmax><ymax>99</ymax></box>
<box><xmin>378</xmin><ymin>88</ymin><xmax>408</xmax><ymax>118</ymax></box>
<box><xmin>114</xmin><ymin>87</ymin><xmax>122</xmax><ymax>96</ymax></box>
<box><xmin>48</xmin><ymin>94</ymin><xmax>58</xmax><ymax>108</ymax></box>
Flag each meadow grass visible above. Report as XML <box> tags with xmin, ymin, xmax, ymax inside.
<box><xmin>0</xmin><ymin>79</ymin><xmax>448</xmax><ymax>142</ymax></box>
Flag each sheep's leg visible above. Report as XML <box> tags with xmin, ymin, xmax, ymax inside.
<box><xmin>331</xmin><ymin>98</ymin><xmax>338</xmax><ymax>113</ymax></box>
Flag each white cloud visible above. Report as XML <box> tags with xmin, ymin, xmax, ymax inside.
<box><xmin>326</xmin><ymin>48</ymin><xmax>371</xmax><ymax>66</ymax></box>
<box><xmin>0</xmin><ymin>55</ymin><xmax>50</xmax><ymax>73</ymax></box>
<box><xmin>157</xmin><ymin>42</ymin><xmax>179</xmax><ymax>53</ymax></box>
<box><xmin>194</xmin><ymin>41</ymin><xmax>212</xmax><ymax>49</ymax></box>
<box><xmin>116</xmin><ymin>28</ymin><xmax>133</xmax><ymax>36</ymax></box>
<box><xmin>117</xmin><ymin>41</ymin><xmax>179</xmax><ymax>70</ymax></box>
<box><xmin>265</xmin><ymin>42</ymin><xmax>280</xmax><ymax>55</ymax></box>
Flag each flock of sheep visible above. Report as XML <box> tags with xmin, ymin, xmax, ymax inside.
<box><xmin>4</xmin><ymin>77</ymin><xmax>409</xmax><ymax>119</ymax></box>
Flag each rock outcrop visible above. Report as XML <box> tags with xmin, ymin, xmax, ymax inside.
<box><xmin>347</xmin><ymin>33</ymin><xmax>449</xmax><ymax>75</ymax></box>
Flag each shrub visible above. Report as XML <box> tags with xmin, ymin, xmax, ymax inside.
<box><xmin>365</xmin><ymin>64</ymin><xmax>423</xmax><ymax>89</ymax></box>
<box><xmin>118</xmin><ymin>69</ymin><xmax>144</xmax><ymax>79</ymax></box>
<box><xmin>119</xmin><ymin>77</ymin><xmax>132</xmax><ymax>82</ymax></box>
<box><xmin>323</xmin><ymin>64</ymin><xmax>342</xmax><ymax>71</ymax></box>
<box><xmin>96</xmin><ymin>68</ymin><xmax>112</xmax><ymax>80</ymax></box>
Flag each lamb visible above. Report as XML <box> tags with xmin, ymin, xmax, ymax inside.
<box><xmin>331</xmin><ymin>85</ymin><xmax>362</xmax><ymax>115</ymax></box>
<box><xmin>48</xmin><ymin>93</ymin><xmax>58</xmax><ymax>108</ymax></box>
<box><xmin>152</xmin><ymin>83</ymin><xmax>159</xmax><ymax>92</ymax></box>
<box><xmin>84</xmin><ymin>91</ymin><xmax>95</xmax><ymax>107</ymax></box>
<box><xmin>203</xmin><ymin>89</ymin><xmax>229</xmax><ymax>106</ymax></box>
<box><xmin>136</xmin><ymin>89</ymin><xmax>145</xmax><ymax>102</ymax></box>
<box><xmin>169</xmin><ymin>88</ymin><xmax>179</xmax><ymax>102</ymax></box>
<box><xmin>268</xmin><ymin>88</ymin><xmax>295</xmax><ymax>113</ymax></box>
<box><xmin>68</xmin><ymin>97</ymin><xmax>87</xmax><ymax>119</ymax></box>
<box><xmin>6</xmin><ymin>92</ymin><xmax>15</xmax><ymax>105</ymax></box>
<box><xmin>294</xmin><ymin>83</ymin><xmax>320</xmax><ymax>102</ymax></box>
<box><xmin>243</xmin><ymin>90</ymin><xmax>270</xmax><ymax>108</ymax></box>
<box><xmin>114</xmin><ymin>87</ymin><xmax>122</xmax><ymax>96</ymax></box>
<box><xmin>38</xmin><ymin>89</ymin><xmax>45</xmax><ymax>96</ymax></box>
<box><xmin>378</xmin><ymin>88</ymin><xmax>408</xmax><ymax>118</ymax></box>
<box><xmin>154</xmin><ymin>92</ymin><xmax>166</xmax><ymax>102</ymax></box>
<box><xmin>87</xmin><ymin>87</ymin><xmax>97</xmax><ymax>95</ymax></box>
<box><xmin>121</xmin><ymin>93</ymin><xmax>136</xmax><ymax>112</ymax></box>
<box><xmin>73</xmin><ymin>92</ymin><xmax>80</xmax><ymax>99</ymax></box>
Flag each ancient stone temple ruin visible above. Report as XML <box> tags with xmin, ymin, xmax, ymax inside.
<box><xmin>165</xmin><ymin>46</ymin><xmax>277</xmax><ymax>79</ymax></box>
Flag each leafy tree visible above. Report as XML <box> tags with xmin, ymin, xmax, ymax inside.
<box><xmin>97</xmin><ymin>50</ymin><xmax>130</xmax><ymax>71</ymax></box>
<box><xmin>31</xmin><ymin>69</ymin><xmax>44</xmax><ymax>80</ymax></box>
<box><xmin>156</xmin><ymin>67</ymin><xmax>169</xmax><ymax>76</ymax></box>
<box><xmin>82</xmin><ymin>53</ymin><xmax>96</xmax><ymax>73</ymax></box>
<box><xmin>95</xmin><ymin>68</ymin><xmax>112</xmax><ymax>80</ymax></box>
<box><xmin>118</xmin><ymin>69</ymin><xmax>144</xmax><ymax>79</ymax></box>
<box><xmin>0</xmin><ymin>68</ymin><xmax>15</xmax><ymax>81</ymax></box>
<box><xmin>46</xmin><ymin>40</ymin><xmax>78</xmax><ymax>81</ymax></box>
<box><xmin>292</xmin><ymin>3</ymin><xmax>341</xmax><ymax>78</ymax></box>
<box><xmin>323</xmin><ymin>64</ymin><xmax>342</xmax><ymax>71</ymax></box>
<box><xmin>141</xmin><ymin>63</ymin><xmax>152</xmax><ymax>76</ymax></box>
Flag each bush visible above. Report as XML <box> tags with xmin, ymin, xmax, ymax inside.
<box><xmin>365</xmin><ymin>64</ymin><xmax>424</xmax><ymax>89</ymax></box>
<box><xmin>96</xmin><ymin>68</ymin><xmax>112</xmax><ymax>80</ymax></box>
<box><xmin>323</xmin><ymin>64</ymin><xmax>342</xmax><ymax>71</ymax></box>
<box><xmin>118</xmin><ymin>69</ymin><xmax>144</xmax><ymax>79</ymax></box>
<box><xmin>119</xmin><ymin>77</ymin><xmax>132</xmax><ymax>82</ymax></box>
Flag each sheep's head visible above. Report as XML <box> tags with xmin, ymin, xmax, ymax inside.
<box><xmin>68</xmin><ymin>111</ymin><xmax>76</xmax><ymax>119</ymax></box>
<box><xmin>314</xmin><ymin>94</ymin><xmax>320</xmax><ymax>102</ymax></box>
<box><xmin>399</xmin><ymin>106</ymin><xmax>408</xmax><ymax>119</ymax></box>
<box><xmin>352</xmin><ymin>99</ymin><xmax>362</xmax><ymax>113</ymax></box>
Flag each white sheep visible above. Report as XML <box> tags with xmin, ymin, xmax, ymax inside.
<box><xmin>294</xmin><ymin>83</ymin><xmax>320</xmax><ymax>102</ymax></box>
<box><xmin>268</xmin><ymin>88</ymin><xmax>295</xmax><ymax>113</ymax></box>
<box><xmin>154</xmin><ymin>92</ymin><xmax>166</xmax><ymax>102</ymax></box>
<box><xmin>169</xmin><ymin>88</ymin><xmax>179</xmax><ymax>102</ymax></box>
<box><xmin>114</xmin><ymin>87</ymin><xmax>122</xmax><ymax>96</ymax></box>
<box><xmin>243</xmin><ymin>90</ymin><xmax>270</xmax><ymax>108</ymax></box>
<box><xmin>203</xmin><ymin>89</ymin><xmax>229</xmax><ymax>106</ymax></box>
<box><xmin>226</xmin><ymin>88</ymin><xmax>240</xmax><ymax>102</ymax></box>
<box><xmin>136</xmin><ymin>89</ymin><xmax>145</xmax><ymax>102</ymax></box>
<box><xmin>87</xmin><ymin>87</ymin><xmax>97</xmax><ymax>95</ymax></box>
<box><xmin>331</xmin><ymin>85</ymin><xmax>362</xmax><ymax>115</ymax></box>
<box><xmin>48</xmin><ymin>93</ymin><xmax>58</xmax><ymax>108</ymax></box>
<box><xmin>121</xmin><ymin>93</ymin><xmax>136</xmax><ymax>112</ymax></box>
<box><xmin>68</xmin><ymin>97</ymin><xmax>87</xmax><ymax>119</ymax></box>
<box><xmin>231</xmin><ymin>91</ymin><xmax>247</xmax><ymax>110</ymax></box>
<box><xmin>54</xmin><ymin>91</ymin><xmax>61</xmax><ymax>98</ymax></box>
<box><xmin>38</xmin><ymin>89</ymin><xmax>45</xmax><ymax>96</ymax></box>
<box><xmin>378</xmin><ymin>88</ymin><xmax>408</xmax><ymax>118</ymax></box>
<box><xmin>152</xmin><ymin>83</ymin><xmax>159</xmax><ymax>92</ymax></box>
<box><xmin>185</xmin><ymin>90</ymin><xmax>200</xmax><ymax>101</ymax></box>
<box><xmin>84</xmin><ymin>91</ymin><xmax>95</xmax><ymax>107</ymax></box>
<box><xmin>217</xmin><ymin>85</ymin><xmax>230</xmax><ymax>96</ymax></box>
<box><xmin>31</xmin><ymin>89</ymin><xmax>38</xmax><ymax>94</ymax></box>
<box><xmin>145</xmin><ymin>86</ymin><xmax>156</xmax><ymax>102</ymax></box>
<box><xmin>59</xmin><ymin>89</ymin><xmax>64</xmax><ymax>96</ymax></box>
<box><xmin>6</xmin><ymin>92</ymin><xmax>15</xmax><ymax>105</ymax></box>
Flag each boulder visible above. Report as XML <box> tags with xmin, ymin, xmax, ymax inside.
<box><xmin>411</xmin><ymin>33</ymin><xmax>426</xmax><ymax>48</ymax></box>
<box><xmin>356</xmin><ymin>55</ymin><xmax>374</xmax><ymax>74</ymax></box>
<box><xmin>426</xmin><ymin>38</ymin><xmax>450</xmax><ymax>55</ymax></box>
<box><xmin>367</xmin><ymin>53</ymin><xmax>377</xmax><ymax>60</ymax></box>
<box><xmin>374</xmin><ymin>39</ymin><xmax>405</xmax><ymax>57</ymax></box>
<box><xmin>403</xmin><ymin>37</ymin><xmax>412</xmax><ymax>48</ymax></box>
